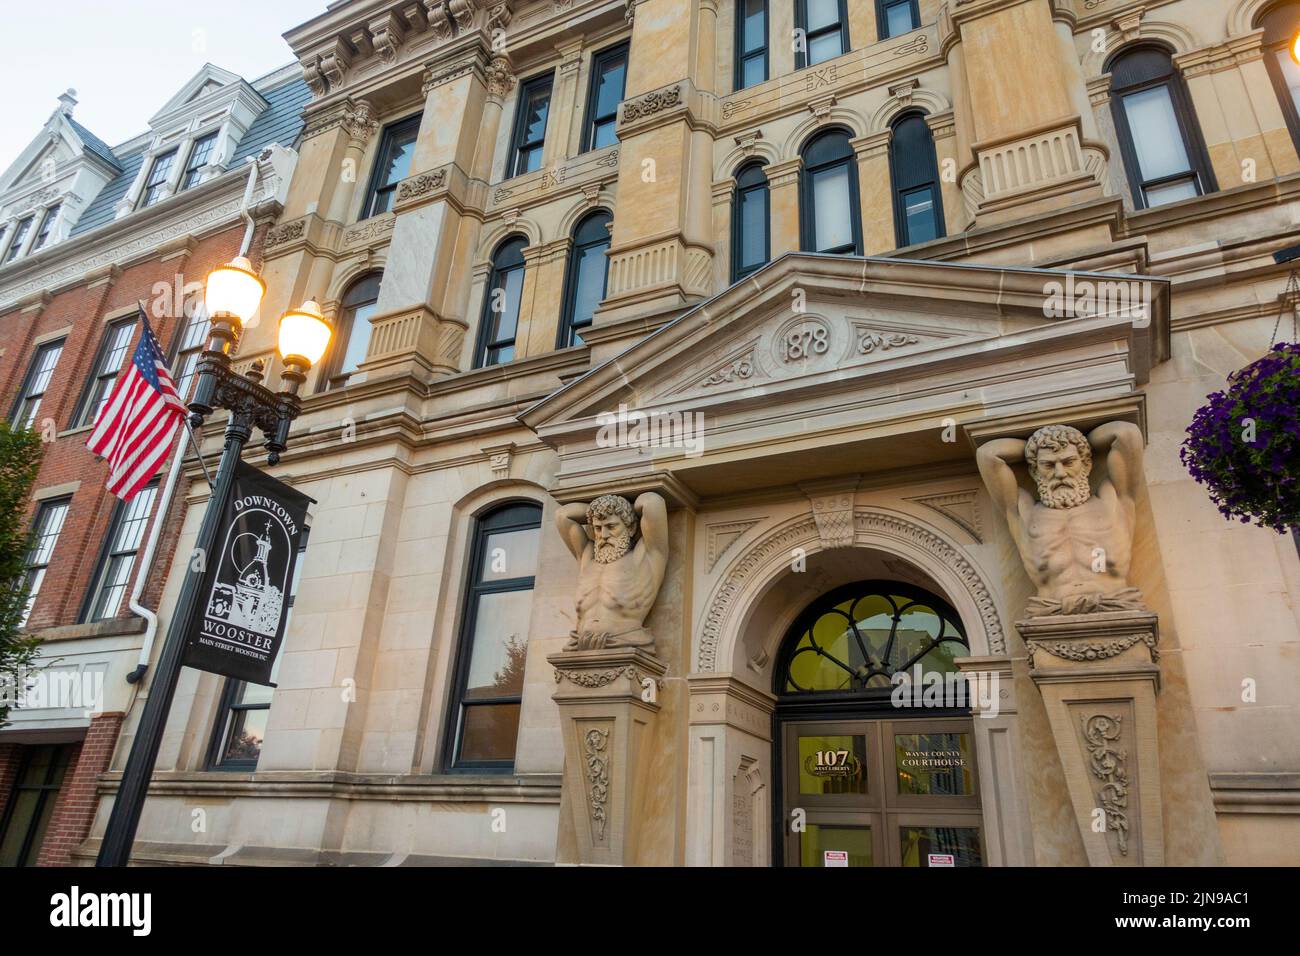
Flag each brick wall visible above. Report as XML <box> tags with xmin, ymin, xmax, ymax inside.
<box><xmin>35</xmin><ymin>712</ymin><xmax>124</xmax><ymax>866</ymax></box>
<box><xmin>0</xmin><ymin>220</ymin><xmax>270</xmax><ymax>630</ymax></box>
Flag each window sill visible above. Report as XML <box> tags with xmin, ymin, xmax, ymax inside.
<box><xmin>25</xmin><ymin>615</ymin><xmax>147</xmax><ymax>643</ymax></box>
<box><xmin>58</xmin><ymin>423</ymin><xmax>95</xmax><ymax>439</ymax></box>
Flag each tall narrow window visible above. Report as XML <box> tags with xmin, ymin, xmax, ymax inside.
<box><xmin>1108</xmin><ymin>46</ymin><xmax>1215</xmax><ymax>209</ymax></box>
<box><xmin>511</xmin><ymin>74</ymin><xmax>553</xmax><ymax>176</ymax></box>
<box><xmin>878</xmin><ymin>0</ymin><xmax>919</xmax><ymax>38</ymax></box>
<box><xmin>82</xmin><ymin>482</ymin><xmax>157</xmax><ymax>622</ymax></box>
<box><xmin>72</xmin><ymin>318</ymin><xmax>134</xmax><ymax>429</ymax></box>
<box><xmin>181</xmin><ymin>132</ymin><xmax>218</xmax><ymax>190</ymax></box>
<box><xmin>584</xmin><ymin>44</ymin><xmax>629</xmax><ymax>152</ymax></box>
<box><xmin>889</xmin><ymin>112</ymin><xmax>945</xmax><ymax>247</ymax></box>
<box><xmin>4</xmin><ymin>216</ymin><xmax>33</xmax><ymax>263</ymax></box>
<box><xmin>71</xmin><ymin>319</ymin><xmax>134</xmax><ymax>429</ymax></box>
<box><xmin>325</xmin><ymin>272</ymin><xmax>383</xmax><ymax>388</ymax></box>
<box><xmin>801</xmin><ymin>129</ymin><xmax>861</xmax><ymax>254</ymax></box>
<box><xmin>558</xmin><ymin>211</ymin><xmax>612</xmax><ymax>348</ymax></box>
<box><xmin>208</xmin><ymin>531</ymin><xmax>308</xmax><ymax>770</ymax></box>
<box><xmin>21</xmin><ymin>498</ymin><xmax>70</xmax><ymax>627</ymax></box>
<box><xmin>796</xmin><ymin>0</ymin><xmax>849</xmax><ymax>68</ymax></box>
<box><xmin>736</xmin><ymin>0</ymin><xmax>769</xmax><ymax>89</ymax></box>
<box><xmin>171</xmin><ymin>306</ymin><xmax>211</xmax><ymax>401</ymax></box>
<box><xmin>10</xmin><ymin>339</ymin><xmax>64</xmax><ymax>430</ymax></box>
<box><xmin>446</xmin><ymin>502</ymin><xmax>541</xmax><ymax>771</ymax></box>
<box><xmin>30</xmin><ymin>205</ymin><xmax>61</xmax><ymax>253</ymax></box>
<box><xmin>475</xmin><ymin>236</ymin><xmax>527</xmax><ymax>368</ymax></box>
<box><xmin>1259</xmin><ymin>3</ymin><xmax>1300</xmax><ymax>151</ymax></box>
<box><xmin>361</xmin><ymin>115</ymin><xmax>420</xmax><ymax>218</ymax></box>
<box><xmin>140</xmin><ymin>149</ymin><xmax>177</xmax><ymax>207</ymax></box>
<box><xmin>0</xmin><ymin>744</ymin><xmax>74</xmax><ymax>866</ymax></box>
<box><xmin>732</xmin><ymin>161</ymin><xmax>770</xmax><ymax>280</ymax></box>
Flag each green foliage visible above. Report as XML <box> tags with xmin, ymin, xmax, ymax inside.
<box><xmin>0</xmin><ymin>422</ymin><xmax>44</xmax><ymax>727</ymax></box>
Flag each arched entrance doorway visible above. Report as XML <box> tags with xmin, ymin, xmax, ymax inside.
<box><xmin>774</xmin><ymin>581</ymin><xmax>986</xmax><ymax>867</ymax></box>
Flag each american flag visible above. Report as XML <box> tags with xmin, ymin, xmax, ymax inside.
<box><xmin>86</xmin><ymin>306</ymin><xmax>188</xmax><ymax>501</ymax></box>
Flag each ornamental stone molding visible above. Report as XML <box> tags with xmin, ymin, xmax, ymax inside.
<box><xmin>393</xmin><ymin>169</ymin><xmax>448</xmax><ymax>210</ymax></box>
<box><xmin>621</xmin><ymin>84</ymin><xmax>682</xmax><ymax>123</ymax></box>
<box><xmin>696</xmin><ymin>509</ymin><xmax>1007</xmax><ymax>672</ymax></box>
<box><xmin>264</xmin><ymin>218</ymin><xmax>307</xmax><ymax>248</ymax></box>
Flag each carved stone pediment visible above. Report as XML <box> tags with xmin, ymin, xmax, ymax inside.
<box><xmin>520</xmin><ymin>254</ymin><xmax>1169</xmax><ymax>501</ymax></box>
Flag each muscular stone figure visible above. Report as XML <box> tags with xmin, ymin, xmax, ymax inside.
<box><xmin>555</xmin><ymin>492</ymin><xmax>669</xmax><ymax>651</ymax></box>
<box><xmin>976</xmin><ymin>421</ymin><xmax>1146</xmax><ymax>616</ymax></box>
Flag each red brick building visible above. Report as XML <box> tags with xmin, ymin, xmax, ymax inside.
<box><xmin>0</xmin><ymin>65</ymin><xmax>306</xmax><ymax>866</ymax></box>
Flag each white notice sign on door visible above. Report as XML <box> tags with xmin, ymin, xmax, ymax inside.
<box><xmin>927</xmin><ymin>853</ymin><xmax>955</xmax><ymax>867</ymax></box>
<box><xmin>823</xmin><ymin>850</ymin><xmax>849</xmax><ymax>867</ymax></box>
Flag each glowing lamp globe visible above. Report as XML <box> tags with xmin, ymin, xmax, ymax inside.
<box><xmin>205</xmin><ymin>256</ymin><xmax>266</xmax><ymax>325</ymax></box>
<box><xmin>278</xmin><ymin>299</ymin><xmax>332</xmax><ymax>368</ymax></box>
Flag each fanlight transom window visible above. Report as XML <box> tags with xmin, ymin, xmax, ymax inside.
<box><xmin>779</xmin><ymin>582</ymin><xmax>969</xmax><ymax>694</ymax></box>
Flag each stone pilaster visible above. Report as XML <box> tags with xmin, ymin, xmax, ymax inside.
<box><xmin>765</xmin><ymin>158</ymin><xmax>802</xmax><ymax>260</ymax></box>
<box><xmin>851</xmin><ymin>130</ymin><xmax>894</xmax><ymax>254</ymax></box>
<box><xmin>550</xmin><ymin>648</ymin><xmax>667</xmax><ymax>865</ymax></box>
<box><xmin>1020</xmin><ymin>610</ymin><xmax>1163</xmax><ymax>866</ymax></box>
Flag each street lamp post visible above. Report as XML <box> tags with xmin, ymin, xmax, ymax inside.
<box><xmin>96</xmin><ymin>257</ymin><xmax>331</xmax><ymax>867</ymax></box>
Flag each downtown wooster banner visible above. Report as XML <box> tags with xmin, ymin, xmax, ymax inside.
<box><xmin>181</xmin><ymin>461</ymin><xmax>312</xmax><ymax>685</ymax></box>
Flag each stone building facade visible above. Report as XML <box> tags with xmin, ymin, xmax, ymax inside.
<box><xmin>67</xmin><ymin>0</ymin><xmax>1300</xmax><ymax>866</ymax></box>
<box><xmin>0</xmin><ymin>66</ymin><xmax>305</xmax><ymax>866</ymax></box>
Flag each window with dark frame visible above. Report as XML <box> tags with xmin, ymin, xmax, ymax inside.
<box><xmin>71</xmin><ymin>318</ymin><xmax>135</xmax><ymax>429</ymax></box>
<box><xmin>511</xmin><ymin>73</ymin><xmax>554</xmax><ymax>176</ymax></box>
<box><xmin>801</xmin><ymin>128</ymin><xmax>862</xmax><ymax>254</ymax></box>
<box><xmin>10</xmin><ymin>339</ymin><xmax>64</xmax><ymax>431</ymax></box>
<box><xmin>3</xmin><ymin>216</ymin><xmax>33</xmax><ymax>263</ymax></box>
<box><xmin>445</xmin><ymin>502</ymin><xmax>541</xmax><ymax>772</ymax></box>
<box><xmin>558</xmin><ymin>210</ymin><xmax>612</xmax><ymax>348</ymax></box>
<box><xmin>583</xmin><ymin>43</ymin><xmax>629</xmax><ymax>152</ymax></box>
<box><xmin>208</xmin><ymin>531</ymin><xmax>309</xmax><ymax>770</ymax></box>
<box><xmin>732</xmin><ymin>161</ymin><xmax>770</xmax><ymax>280</ymax></box>
<box><xmin>878</xmin><ymin>0</ymin><xmax>920</xmax><ymax>38</ymax></box>
<box><xmin>181</xmin><ymin>132</ymin><xmax>218</xmax><ymax>190</ymax></box>
<box><xmin>361</xmin><ymin>115</ymin><xmax>421</xmax><ymax>219</ymax></box>
<box><xmin>475</xmin><ymin>236</ymin><xmax>527</xmax><ymax>368</ymax></box>
<box><xmin>171</xmin><ymin>305</ymin><xmax>211</xmax><ymax>402</ymax></box>
<box><xmin>20</xmin><ymin>498</ymin><xmax>70</xmax><ymax>627</ymax></box>
<box><xmin>1108</xmin><ymin>45</ymin><xmax>1216</xmax><ymax>209</ymax></box>
<box><xmin>0</xmin><ymin>744</ymin><xmax>74</xmax><ymax>866</ymax></box>
<box><xmin>323</xmin><ymin>272</ymin><xmax>383</xmax><ymax>389</ymax></box>
<box><xmin>1258</xmin><ymin>4</ymin><xmax>1300</xmax><ymax>152</ymax></box>
<box><xmin>736</xmin><ymin>0</ymin><xmax>769</xmax><ymax>90</ymax></box>
<box><xmin>889</xmin><ymin>112</ymin><xmax>946</xmax><ymax>247</ymax></box>
<box><xmin>796</xmin><ymin>0</ymin><xmax>849</xmax><ymax>69</ymax></box>
<box><xmin>81</xmin><ymin>482</ymin><xmax>158</xmax><ymax>623</ymax></box>
<box><xmin>30</xmin><ymin>204</ymin><xmax>61</xmax><ymax>253</ymax></box>
<box><xmin>140</xmin><ymin>149</ymin><xmax>178</xmax><ymax>207</ymax></box>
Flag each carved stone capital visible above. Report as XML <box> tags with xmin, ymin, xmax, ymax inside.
<box><xmin>484</xmin><ymin>55</ymin><xmax>516</xmax><ymax>98</ymax></box>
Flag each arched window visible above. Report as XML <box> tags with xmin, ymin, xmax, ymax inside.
<box><xmin>475</xmin><ymin>236</ymin><xmax>528</xmax><ymax>368</ymax></box>
<box><xmin>558</xmin><ymin>211</ymin><xmax>612</xmax><ymax>349</ymax></box>
<box><xmin>325</xmin><ymin>272</ymin><xmax>382</xmax><ymax>389</ymax></box>
<box><xmin>1258</xmin><ymin>2</ymin><xmax>1300</xmax><ymax>151</ymax></box>
<box><xmin>1108</xmin><ymin>45</ymin><xmax>1216</xmax><ymax>209</ymax></box>
<box><xmin>801</xmin><ymin>129</ymin><xmax>861</xmax><ymax>255</ymax></box>
<box><xmin>777</xmin><ymin>582</ymin><xmax>969</xmax><ymax>695</ymax></box>
<box><xmin>732</xmin><ymin>161</ymin><xmax>770</xmax><ymax>280</ymax></box>
<box><xmin>889</xmin><ymin>112</ymin><xmax>945</xmax><ymax>247</ymax></box>
<box><xmin>445</xmin><ymin>502</ymin><xmax>542</xmax><ymax>771</ymax></box>
<box><xmin>795</xmin><ymin>0</ymin><xmax>849</xmax><ymax>69</ymax></box>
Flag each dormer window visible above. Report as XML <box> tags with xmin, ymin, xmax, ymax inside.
<box><xmin>3</xmin><ymin>216</ymin><xmax>33</xmax><ymax>263</ymax></box>
<box><xmin>141</xmin><ymin>149</ymin><xmax>178</xmax><ymax>207</ymax></box>
<box><xmin>181</xmin><ymin>133</ymin><xmax>218</xmax><ymax>190</ymax></box>
<box><xmin>30</xmin><ymin>204</ymin><xmax>62</xmax><ymax>252</ymax></box>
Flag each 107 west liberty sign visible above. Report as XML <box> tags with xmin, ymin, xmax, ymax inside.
<box><xmin>181</xmin><ymin>462</ymin><xmax>311</xmax><ymax>685</ymax></box>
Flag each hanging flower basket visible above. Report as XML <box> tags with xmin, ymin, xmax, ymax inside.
<box><xmin>1179</xmin><ymin>342</ymin><xmax>1300</xmax><ymax>533</ymax></box>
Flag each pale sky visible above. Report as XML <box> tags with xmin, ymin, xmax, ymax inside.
<box><xmin>1</xmin><ymin>0</ymin><xmax>328</xmax><ymax>171</ymax></box>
